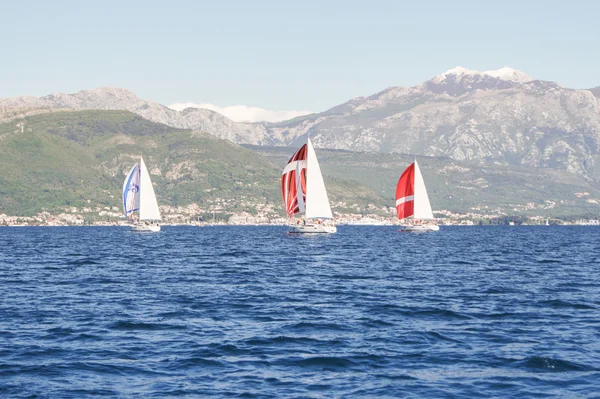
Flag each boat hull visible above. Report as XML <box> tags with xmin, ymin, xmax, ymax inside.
<box><xmin>131</xmin><ymin>223</ymin><xmax>161</xmax><ymax>232</ymax></box>
<box><xmin>400</xmin><ymin>224</ymin><xmax>439</xmax><ymax>232</ymax></box>
<box><xmin>289</xmin><ymin>221</ymin><xmax>337</xmax><ymax>234</ymax></box>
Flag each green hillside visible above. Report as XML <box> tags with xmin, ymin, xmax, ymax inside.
<box><xmin>247</xmin><ymin>145</ymin><xmax>600</xmax><ymax>218</ymax></box>
<box><xmin>3</xmin><ymin>109</ymin><xmax>598</xmax><ymax>219</ymax></box>
<box><xmin>0</xmin><ymin>110</ymin><xmax>385</xmax><ymax>216</ymax></box>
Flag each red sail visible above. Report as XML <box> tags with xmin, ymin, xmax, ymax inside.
<box><xmin>395</xmin><ymin>163</ymin><xmax>415</xmax><ymax>219</ymax></box>
<box><xmin>281</xmin><ymin>144</ymin><xmax>308</xmax><ymax>217</ymax></box>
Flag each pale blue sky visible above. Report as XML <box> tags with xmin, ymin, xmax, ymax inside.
<box><xmin>1</xmin><ymin>0</ymin><xmax>598</xmax><ymax>112</ymax></box>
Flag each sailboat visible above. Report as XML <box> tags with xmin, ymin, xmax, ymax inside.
<box><xmin>122</xmin><ymin>156</ymin><xmax>162</xmax><ymax>232</ymax></box>
<box><xmin>281</xmin><ymin>137</ymin><xmax>336</xmax><ymax>233</ymax></box>
<box><xmin>395</xmin><ymin>159</ymin><xmax>439</xmax><ymax>232</ymax></box>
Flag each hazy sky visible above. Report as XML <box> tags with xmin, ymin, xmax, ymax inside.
<box><xmin>2</xmin><ymin>0</ymin><xmax>598</xmax><ymax>112</ymax></box>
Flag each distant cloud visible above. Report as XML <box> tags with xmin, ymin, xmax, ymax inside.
<box><xmin>168</xmin><ymin>102</ymin><xmax>312</xmax><ymax>123</ymax></box>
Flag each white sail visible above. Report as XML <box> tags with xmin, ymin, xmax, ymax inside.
<box><xmin>412</xmin><ymin>160</ymin><xmax>434</xmax><ymax>219</ymax></box>
<box><xmin>138</xmin><ymin>157</ymin><xmax>161</xmax><ymax>221</ymax></box>
<box><xmin>304</xmin><ymin>138</ymin><xmax>333</xmax><ymax>219</ymax></box>
<box><xmin>122</xmin><ymin>163</ymin><xmax>140</xmax><ymax>217</ymax></box>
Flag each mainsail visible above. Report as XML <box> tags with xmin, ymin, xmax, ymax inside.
<box><xmin>138</xmin><ymin>157</ymin><xmax>161</xmax><ymax>221</ymax></box>
<box><xmin>395</xmin><ymin>160</ymin><xmax>434</xmax><ymax>219</ymax></box>
<box><xmin>304</xmin><ymin>138</ymin><xmax>333</xmax><ymax>219</ymax></box>
<box><xmin>122</xmin><ymin>163</ymin><xmax>140</xmax><ymax>218</ymax></box>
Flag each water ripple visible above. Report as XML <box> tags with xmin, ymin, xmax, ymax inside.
<box><xmin>1</xmin><ymin>225</ymin><xmax>600</xmax><ymax>397</ymax></box>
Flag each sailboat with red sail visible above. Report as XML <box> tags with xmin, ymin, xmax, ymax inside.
<box><xmin>395</xmin><ymin>159</ymin><xmax>439</xmax><ymax>232</ymax></box>
<box><xmin>281</xmin><ymin>138</ymin><xmax>336</xmax><ymax>233</ymax></box>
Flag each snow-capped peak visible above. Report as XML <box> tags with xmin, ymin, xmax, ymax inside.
<box><xmin>483</xmin><ymin>67</ymin><xmax>533</xmax><ymax>83</ymax></box>
<box><xmin>431</xmin><ymin>66</ymin><xmax>480</xmax><ymax>83</ymax></box>
<box><xmin>168</xmin><ymin>102</ymin><xmax>312</xmax><ymax>123</ymax></box>
<box><xmin>431</xmin><ymin>66</ymin><xmax>533</xmax><ymax>84</ymax></box>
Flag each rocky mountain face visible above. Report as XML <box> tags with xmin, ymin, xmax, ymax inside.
<box><xmin>2</xmin><ymin>68</ymin><xmax>600</xmax><ymax>179</ymax></box>
<box><xmin>269</xmin><ymin>67</ymin><xmax>600</xmax><ymax>178</ymax></box>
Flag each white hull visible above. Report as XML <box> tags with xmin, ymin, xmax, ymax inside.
<box><xmin>289</xmin><ymin>221</ymin><xmax>337</xmax><ymax>234</ymax></box>
<box><xmin>131</xmin><ymin>222</ymin><xmax>161</xmax><ymax>232</ymax></box>
<box><xmin>400</xmin><ymin>224</ymin><xmax>439</xmax><ymax>232</ymax></box>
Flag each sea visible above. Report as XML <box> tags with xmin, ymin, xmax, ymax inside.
<box><xmin>1</xmin><ymin>225</ymin><xmax>599</xmax><ymax>398</ymax></box>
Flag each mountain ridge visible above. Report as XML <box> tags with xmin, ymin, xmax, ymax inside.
<box><xmin>2</xmin><ymin>67</ymin><xmax>600</xmax><ymax>180</ymax></box>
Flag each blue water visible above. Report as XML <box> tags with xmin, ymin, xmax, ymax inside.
<box><xmin>1</xmin><ymin>226</ymin><xmax>599</xmax><ymax>398</ymax></box>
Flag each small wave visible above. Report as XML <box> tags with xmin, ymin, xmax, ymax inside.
<box><xmin>108</xmin><ymin>321</ymin><xmax>187</xmax><ymax>331</ymax></box>
<box><xmin>449</xmin><ymin>260</ymin><xmax>475</xmax><ymax>265</ymax></box>
<box><xmin>0</xmin><ymin>330</ymin><xmax>16</xmax><ymax>339</ymax></box>
<box><xmin>471</xmin><ymin>311</ymin><xmax>520</xmax><ymax>320</ymax></box>
<box><xmin>517</xmin><ymin>356</ymin><xmax>594</xmax><ymax>372</ymax></box>
<box><xmin>414</xmin><ymin>309</ymin><xmax>472</xmax><ymax>320</ymax></box>
<box><xmin>66</xmin><ymin>361</ymin><xmax>170</xmax><ymax>377</ymax></box>
<box><xmin>65</xmin><ymin>258</ymin><xmax>100</xmax><ymax>266</ymax></box>
<box><xmin>67</xmin><ymin>333</ymin><xmax>102</xmax><ymax>342</ymax></box>
<box><xmin>206</xmin><ymin>343</ymin><xmax>248</xmax><ymax>356</ymax></box>
<box><xmin>160</xmin><ymin>356</ymin><xmax>224</xmax><ymax>369</ymax></box>
<box><xmin>419</xmin><ymin>331</ymin><xmax>461</xmax><ymax>343</ymax></box>
<box><xmin>218</xmin><ymin>250</ymin><xmax>251</xmax><ymax>257</ymax></box>
<box><xmin>288</xmin><ymin>321</ymin><xmax>350</xmax><ymax>332</ymax></box>
<box><xmin>0</xmin><ymin>363</ymin><xmax>62</xmax><ymax>377</ymax></box>
<box><xmin>359</xmin><ymin>318</ymin><xmax>394</xmax><ymax>327</ymax></box>
<box><xmin>539</xmin><ymin>299</ymin><xmax>597</xmax><ymax>310</ymax></box>
<box><xmin>292</xmin><ymin>305</ymin><xmax>319</xmax><ymax>313</ymax></box>
<box><xmin>41</xmin><ymin>265</ymin><xmax>63</xmax><ymax>270</ymax></box>
<box><xmin>45</xmin><ymin>326</ymin><xmax>76</xmax><ymax>335</ymax></box>
<box><xmin>278</xmin><ymin>356</ymin><xmax>357</xmax><ymax>369</ymax></box>
<box><xmin>484</xmin><ymin>286</ymin><xmax>520</xmax><ymax>294</ymax></box>
<box><xmin>41</xmin><ymin>327</ymin><xmax>101</xmax><ymax>342</ymax></box>
<box><xmin>373</xmin><ymin>373</ymin><xmax>418</xmax><ymax>380</ymax></box>
<box><xmin>537</xmin><ymin>259</ymin><xmax>562</xmax><ymax>263</ymax></box>
<box><xmin>372</xmin><ymin>305</ymin><xmax>472</xmax><ymax>320</ymax></box>
<box><xmin>331</xmin><ymin>274</ymin><xmax>376</xmax><ymax>280</ymax></box>
<box><xmin>53</xmin><ymin>388</ymin><xmax>120</xmax><ymax>398</ymax></box>
<box><xmin>243</xmin><ymin>335</ymin><xmax>335</xmax><ymax>346</ymax></box>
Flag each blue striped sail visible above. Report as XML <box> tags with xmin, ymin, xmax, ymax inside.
<box><xmin>122</xmin><ymin>163</ymin><xmax>141</xmax><ymax>218</ymax></box>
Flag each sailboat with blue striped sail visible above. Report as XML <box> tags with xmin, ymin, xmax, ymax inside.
<box><xmin>123</xmin><ymin>156</ymin><xmax>161</xmax><ymax>232</ymax></box>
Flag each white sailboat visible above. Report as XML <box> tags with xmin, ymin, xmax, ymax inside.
<box><xmin>395</xmin><ymin>159</ymin><xmax>439</xmax><ymax>232</ymax></box>
<box><xmin>123</xmin><ymin>156</ymin><xmax>162</xmax><ymax>232</ymax></box>
<box><xmin>281</xmin><ymin>138</ymin><xmax>336</xmax><ymax>233</ymax></box>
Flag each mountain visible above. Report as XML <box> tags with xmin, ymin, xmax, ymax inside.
<box><xmin>0</xmin><ymin>110</ymin><xmax>384</xmax><ymax>216</ymax></box>
<box><xmin>0</xmin><ymin>88</ymin><xmax>273</xmax><ymax>145</ymax></box>
<box><xmin>168</xmin><ymin>102</ymin><xmax>312</xmax><ymax>123</ymax></box>
<box><xmin>268</xmin><ymin>67</ymin><xmax>600</xmax><ymax>179</ymax></box>
<box><xmin>2</xmin><ymin>67</ymin><xmax>600</xmax><ymax>181</ymax></box>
